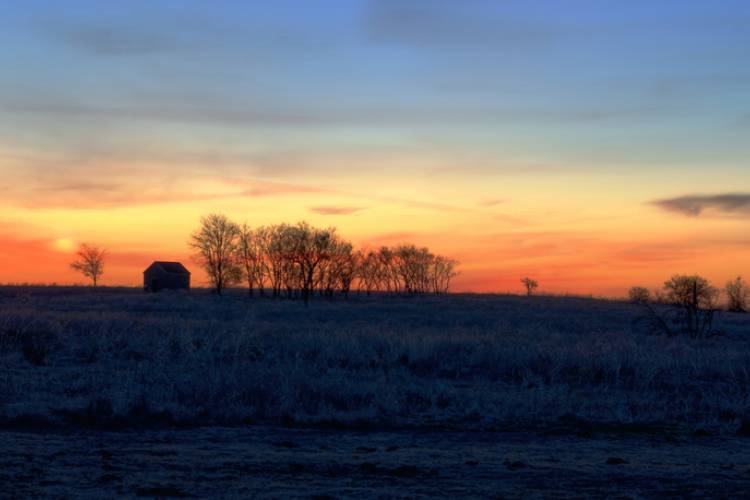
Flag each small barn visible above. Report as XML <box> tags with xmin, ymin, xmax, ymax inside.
<box><xmin>143</xmin><ymin>261</ymin><xmax>191</xmax><ymax>292</ymax></box>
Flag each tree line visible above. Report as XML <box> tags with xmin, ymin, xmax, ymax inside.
<box><xmin>189</xmin><ymin>213</ymin><xmax>460</xmax><ymax>301</ymax></box>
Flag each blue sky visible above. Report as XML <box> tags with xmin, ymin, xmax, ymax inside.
<box><xmin>2</xmin><ymin>0</ymin><xmax>748</xmax><ymax>169</ymax></box>
<box><xmin>0</xmin><ymin>1</ymin><xmax>749</xmax><ymax>292</ymax></box>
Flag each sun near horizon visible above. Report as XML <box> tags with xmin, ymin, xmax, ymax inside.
<box><xmin>1</xmin><ymin>1</ymin><xmax>749</xmax><ymax>296</ymax></box>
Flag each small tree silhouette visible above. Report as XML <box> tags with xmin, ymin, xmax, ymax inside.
<box><xmin>189</xmin><ymin>214</ymin><xmax>242</xmax><ymax>295</ymax></box>
<box><xmin>628</xmin><ymin>286</ymin><xmax>651</xmax><ymax>304</ymax></box>
<box><xmin>663</xmin><ymin>274</ymin><xmax>719</xmax><ymax>339</ymax></box>
<box><xmin>521</xmin><ymin>277</ymin><xmax>539</xmax><ymax>296</ymax></box>
<box><xmin>70</xmin><ymin>243</ymin><xmax>106</xmax><ymax>287</ymax></box>
<box><xmin>725</xmin><ymin>276</ymin><xmax>749</xmax><ymax>313</ymax></box>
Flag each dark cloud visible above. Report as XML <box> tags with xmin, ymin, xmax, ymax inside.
<box><xmin>309</xmin><ymin>206</ymin><xmax>364</xmax><ymax>215</ymax></box>
<box><xmin>652</xmin><ymin>193</ymin><xmax>750</xmax><ymax>217</ymax></box>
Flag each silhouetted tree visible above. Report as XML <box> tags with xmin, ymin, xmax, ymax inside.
<box><xmin>521</xmin><ymin>277</ymin><xmax>539</xmax><ymax>296</ymax></box>
<box><xmin>189</xmin><ymin>214</ymin><xmax>241</xmax><ymax>295</ymax></box>
<box><xmin>664</xmin><ymin>275</ymin><xmax>717</xmax><ymax>309</ymax></box>
<box><xmin>70</xmin><ymin>243</ymin><xmax>106</xmax><ymax>287</ymax></box>
<box><xmin>237</xmin><ymin>223</ymin><xmax>265</xmax><ymax>296</ymax></box>
<box><xmin>725</xmin><ymin>276</ymin><xmax>749</xmax><ymax>313</ymax></box>
<box><xmin>432</xmin><ymin>256</ymin><xmax>459</xmax><ymax>294</ymax></box>
<box><xmin>190</xmin><ymin>215</ymin><xmax>459</xmax><ymax>300</ymax></box>
<box><xmin>663</xmin><ymin>274</ymin><xmax>718</xmax><ymax>339</ymax></box>
<box><xmin>288</xmin><ymin>222</ymin><xmax>336</xmax><ymax>305</ymax></box>
<box><xmin>628</xmin><ymin>286</ymin><xmax>651</xmax><ymax>304</ymax></box>
<box><xmin>356</xmin><ymin>250</ymin><xmax>381</xmax><ymax>296</ymax></box>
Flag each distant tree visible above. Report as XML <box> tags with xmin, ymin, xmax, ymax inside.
<box><xmin>628</xmin><ymin>286</ymin><xmax>651</xmax><ymax>304</ymax></box>
<box><xmin>237</xmin><ymin>223</ymin><xmax>265</xmax><ymax>297</ymax></box>
<box><xmin>70</xmin><ymin>243</ymin><xmax>106</xmax><ymax>287</ymax></box>
<box><xmin>725</xmin><ymin>276</ymin><xmax>749</xmax><ymax>313</ymax></box>
<box><xmin>521</xmin><ymin>277</ymin><xmax>539</xmax><ymax>296</ymax></box>
<box><xmin>663</xmin><ymin>274</ymin><xmax>719</xmax><ymax>339</ymax></box>
<box><xmin>189</xmin><ymin>214</ymin><xmax>242</xmax><ymax>295</ymax></box>
<box><xmin>356</xmin><ymin>250</ymin><xmax>380</xmax><ymax>296</ymax></box>
<box><xmin>189</xmin><ymin>216</ymin><xmax>459</xmax><ymax>300</ymax></box>
<box><xmin>432</xmin><ymin>256</ymin><xmax>459</xmax><ymax>294</ymax></box>
<box><xmin>288</xmin><ymin>222</ymin><xmax>336</xmax><ymax>305</ymax></box>
<box><xmin>663</xmin><ymin>275</ymin><xmax>718</xmax><ymax>309</ymax></box>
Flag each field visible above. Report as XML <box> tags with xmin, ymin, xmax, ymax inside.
<box><xmin>2</xmin><ymin>287</ymin><xmax>750</xmax><ymax>497</ymax></box>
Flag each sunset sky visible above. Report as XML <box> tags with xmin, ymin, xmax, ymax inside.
<box><xmin>1</xmin><ymin>1</ymin><xmax>749</xmax><ymax>295</ymax></box>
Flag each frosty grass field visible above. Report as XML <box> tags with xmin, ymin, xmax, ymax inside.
<box><xmin>1</xmin><ymin>286</ymin><xmax>750</xmax><ymax>497</ymax></box>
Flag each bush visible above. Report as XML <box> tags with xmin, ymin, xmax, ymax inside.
<box><xmin>21</xmin><ymin>330</ymin><xmax>55</xmax><ymax>366</ymax></box>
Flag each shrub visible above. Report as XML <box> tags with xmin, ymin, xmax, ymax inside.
<box><xmin>21</xmin><ymin>330</ymin><xmax>55</xmax><ymax>366</ymax></box>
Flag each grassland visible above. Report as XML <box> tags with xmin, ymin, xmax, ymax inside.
<box><xmin>2</xmin><ymin>286</ymin><xmax>749</xmax><ymax>436</ymax></box>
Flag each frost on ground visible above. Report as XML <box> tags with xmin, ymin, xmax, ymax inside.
<box><xmin>1</xmin><ymin>287</ymin><xmax>750</xmax><ymax>434</ymax></box>
<box><xmin>3</xmin><ymin>426</ymin><xmax>750</xmax><ymax>498</ymax></box>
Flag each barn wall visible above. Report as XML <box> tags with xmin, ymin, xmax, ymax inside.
<box><xmin>143</xmin><ymin>268</ymin><xmax>190</xmax><ymax>292</ymax></box>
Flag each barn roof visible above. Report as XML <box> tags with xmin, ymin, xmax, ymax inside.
<box><xmin>145</xmin><ymin>261</ymin><xmax>191</xmax><ymax>275</ymax></box>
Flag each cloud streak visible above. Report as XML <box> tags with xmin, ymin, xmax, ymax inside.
<box><xmin>309</xmin><ymin>206</ymin><xmax>364</xmax><ymax>215</ymax></box>
<box><xmin>367</xmin><ymin>0</ymin><xmax>566</xmax><ymax>49</ymax></box>
<box><xmin>652</xmin><ymin>193</ymin><xmax>750</xmax><ymax>217</ymax></box>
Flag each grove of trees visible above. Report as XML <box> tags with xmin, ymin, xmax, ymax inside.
<box><xmin>190</xmin><ymin>214</ymin><xmax>459</xmax><ymax>301</ymax></box>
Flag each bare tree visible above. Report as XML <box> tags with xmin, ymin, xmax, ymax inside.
<box><xmin>190</xmin><ymin>215</ymin><xmax>460</xmax><ymax>301</ymax></box>
<box><xmin>432</xmin><ymin>256</ymin><xmax>459</xmax><ymax>294</ymax></box>
<box><xmin>663</xmin><ymin>274</ymin><xmax>719</xmax><ymax>339</ymax></box>
<box><xmin>725</xmin><ymin>276</ymin><xmax>749</xmax><ymax>313</ymax></box>
<box><xmin>237</xmin><ymin>224</ymin><xmax>265</xmax><ymax>297</ymax></box>
<box><xmin>521</xmin><ymin>277</ymin><xmax>539</xmax><ymax>296</ymax></box>
<box><xmin>289</xmin><ymin>222</ymin><xmax>336</xmax><ymax>304</ymax></box>
<box><xmin>628</xmin><ymin>286</ymin><xmax>651</xmax><ymax>304</ymax></box>
<box><xmin>377</xmin><ymin>247</ymin><xmax>398</xmax><ymax>293</ymax></box>
<box><xmin>70</xmin><ymin>243</ymin><xmax>106</xmax><ymax>287</ymax></box>
<box><xmin>664</xmin><ymin>275</ymin><xmax>718</xmax><ymax>309</ymax></box>
<box><xmin>189</xmin><ymin>214</ymin><xmax>241</xmax><ymax>295</ymax></box>
<box><xmin>355</xmin><ymin>250</ymin><xmax>379</xmax><ymax>296</ymax></box>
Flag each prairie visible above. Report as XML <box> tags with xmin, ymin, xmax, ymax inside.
<box><xmin>2</xmin><ymin>286</ymin><xmax>749</xmax><ymax>433</ymax></box>
<box><xmin>2</xmin><ymin>287</ymin><xmax>750</xmax><ymax>497</ymax></box>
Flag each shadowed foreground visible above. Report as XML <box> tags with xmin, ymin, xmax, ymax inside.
<box><xmin>2</xmin><ymin>287</ymin><xmax>750</xmax><ymax>496</ymax></box>
<box><xmin>3</xmin><ymin>426</ymin><xmax>750</xmax><ymax>498</ymax></box>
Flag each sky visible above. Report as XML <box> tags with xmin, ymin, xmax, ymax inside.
<box><xmin>0</xmin><ymin>0</ymin><xmax>749</xmax><ymax>295</ymax></box>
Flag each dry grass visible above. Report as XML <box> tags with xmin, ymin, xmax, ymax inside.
<box><xmin>1</xmin><ymin>287</ymin><xmax>749</xmax><ymax>433</ymax></box>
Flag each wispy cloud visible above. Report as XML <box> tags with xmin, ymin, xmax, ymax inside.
<box><xmin>3</xmin><ymin>97</ymin><xmax>663</xmax><ymax>129</ymax></box>
<box><xmin>478</xmin><ymin>198</ymin><xmax>505</xmax><ymax>207</ymax></box>
<box><xmin>651</xmin><ymin>193</ymin><xmax>750</xmax><ymax>217</ymax></box>
<box><xmin>224</xmin><ymin>178</ymin><xmax>332</xmax><ymax>198</ymax></box>
<box><xmin>54</xmin><ymin>23</ymin><xmax>184</xmax><ymax>56</ymax></box>
<box><xmin>367</xmin><ymin>0</ymin><xmax>566</xmax><ymax>49</ymax></box>
<box><xmin>0</xmin><ymin>173</ymin><xmax>334</xmax><ymax>210</ymax></box>
<box><xmin>309</xmin><ymin>206</ymin><xmax>364</xmax><ymax>215</ymax></box>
